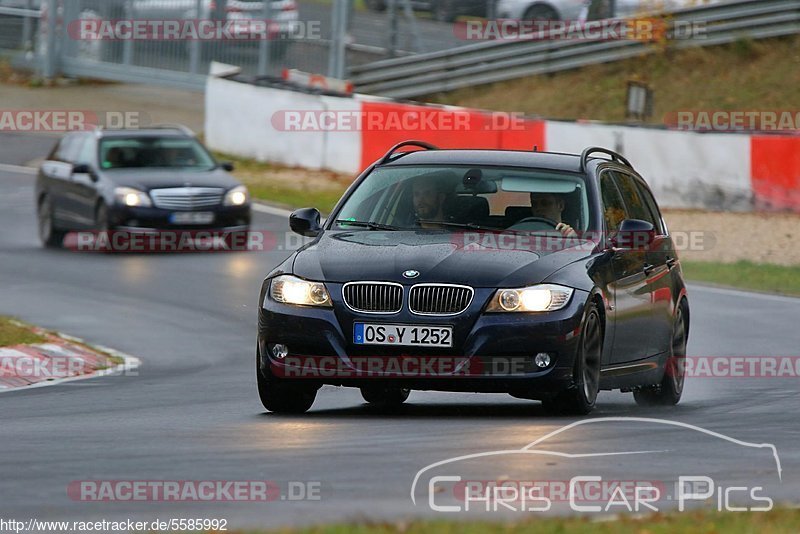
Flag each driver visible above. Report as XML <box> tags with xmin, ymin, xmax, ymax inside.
<box><xmin>529</xmin><ymin>192</ymin><xmax>578</xmax><ymax>237</ymax></box>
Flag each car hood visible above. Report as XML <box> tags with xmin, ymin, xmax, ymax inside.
<box><xmin>104</xmin><ymin>168</ymin><xmax>241</xmax><ymax>191</ymax></box>
<box><xmin>292</xmin><ymin>231</ymin><xmax>591</xmax><ymax>288</ymax></box>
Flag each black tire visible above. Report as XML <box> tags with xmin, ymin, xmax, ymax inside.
<box><xmin>256</xmin><ymin>347</ymin><xmax>317</xmax><ymax>414</ymax></box>
<box><xmin>524</xmin><ymin>4</ymin><xmax>559</xmax><ymax>21</ymax></box>
<box><xmin>38</xmin><ymin>196</ymin><xmax>65</xmax><ymax>248</ymax></box>
<box><xmin>634</xmin><ymin>301</ymin><xmax>688</xmax><ymax>406</ymax></box>
<box><xmin>542</xmin><ymin>300</ymin><xmax>602</xmax><ymax>415</ymax></box>
<box><xmin>433</xmin><ymin>0</ymin><xmax>457</xmax><ymax>23</ymax></box>
<box><xmin>361</xmin><ymin>387</ymin><xmax>410</xmax><ymax>407</ymax></box>
<box><xmin>365</xmin><ymin>0</ymin><xmax>387</xmax><ymax>12</ymax></box>
<box><xmin>95</xmin><ymin>203</ymin><xmax>123</xmax><ymax>253</ymax></box>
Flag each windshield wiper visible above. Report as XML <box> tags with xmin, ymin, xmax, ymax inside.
<box><xmin>334</xmin><ymin>220</ymin><xmax>401</xmax><ymax>231</ymax></box>
<box><xmin>416</xmin><ymin>220</ymin><xmax>504</xmax><ymax>232</ymax></box>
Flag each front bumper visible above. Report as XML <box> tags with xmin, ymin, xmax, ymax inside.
<box><xmin>258</xmin><ymin>283</ymin><xmax>590</xmax><ymax>397</ymax></box>
<box><xmin>108</xmin><ymin>203</ymin><xmax>251</xmax><ymax>231</ymax></box>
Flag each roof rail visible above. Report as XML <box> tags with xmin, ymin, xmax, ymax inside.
<box><xmin>378</xmin><ymin>140</ymin><xmax>438</xmax><ymax>165</ymax></box>
<box><xmin>149</xmin><ymin>124</ymin><xmax>196</xmax><ymax>136</ymax></box>
<box><xmin>580</xmin><ymin>147</ymin><xmax>632</xmax><ymax>172</ymax></box>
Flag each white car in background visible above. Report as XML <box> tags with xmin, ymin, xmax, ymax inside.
<box><xmin>496</xmin><ymin>0</ymin><xmax>723</xmax><ymax>21</ymax></box>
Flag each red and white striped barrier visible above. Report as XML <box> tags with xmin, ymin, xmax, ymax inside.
<box><xmin>205</xmin><ymin>74</ymin><xmax>799</xmax><ymax>212</ymax></box>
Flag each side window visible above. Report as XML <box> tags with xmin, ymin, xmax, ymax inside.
<box><xmin>600</xmin><ymin>171</ymin><xmax>629</xmax><ymax>232</ymax></box>
<box><xmin>75</xmin><ymin>136</ymin><xmax>96</xmax><ymax>166</ymax></box>
<box><xmin>612</xmin><ymin>171</ymin><xmax>657</xmax><ymax>228</ymax></box>
<box><xmin>634</xmin><ymin>180</ymin><xmax>665</xmax><ymax>235</ymax></box>
<box><xmin>54</xmin><ymin>135</ymin><xmax>79</xmax><ymax>162</ymax></box>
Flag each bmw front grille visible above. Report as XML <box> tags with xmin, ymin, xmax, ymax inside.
<box><xmin>343</xmin><ymin>282</ymin><xmax>404</xmax><ymax>314</ymax></box>
<box><xmin>342</xmin><ymin>282</ymin><xmax>474</xmax><ymax>316</ymax></box>
<box><xmin>409</xmin><ymin>284</ymin><xmax>474</xmax><ymax>316</ymax></box>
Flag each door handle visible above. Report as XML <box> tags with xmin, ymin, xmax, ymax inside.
<box><xmin>666</xmin><ymin>256</ymin><xmax>678</xmax><ymax>270</ymax></box>
<box><xmin>643</xmin><ymin>263</ymin><xmax>656</xmax><ymax>276</ymax></box>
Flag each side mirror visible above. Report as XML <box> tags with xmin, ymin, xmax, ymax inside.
<box><xmin>290</xmin><ymin>208</ymin><xmax>322</xmax><ymax>238</ymax></box>
<box><xmin>220</xmin><ymin>161</ymin><xmax>235</xmax><ymax>172</ymax></box>
<box><xmin>72</xmin><ymin>163</ymin><xmax>98</xmax><ymax>182</ymax></box>
<box><xmin>611</xmin><ymin>219</ymin><xmax>655</xmax><ymax>250</ymax></box>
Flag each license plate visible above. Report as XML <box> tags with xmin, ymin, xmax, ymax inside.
<box><xmin>354</xmin><ymin>324</ymin><xmax>453</xmax><ymax>348</ymax></box>
<box><xmin>170</xmin><ymin>212</ymin><xmax>215</xmax><ymax>225</ymax></box>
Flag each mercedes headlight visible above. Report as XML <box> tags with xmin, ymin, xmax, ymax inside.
<box><xmin>114</xmin><ymin>187</ymin><xmax>152</xmax><ymax>207</ymax></box>
<box><xmin>270</xmin><ymin>275</ymin><xmax>332</xmax><ymax>307</ymax></box>
<box><xmin>224</xmin><ymin>185</ymin><xmax>250</xmax><ymax>206</ymax></box>
<box><xmin>486</xmin><ymin>284</ymin><xmax>574</xmax><ymax>313</ymax></box>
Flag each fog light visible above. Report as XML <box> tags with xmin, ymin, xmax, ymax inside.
<box><xmin>534</xmin><ymin>352</ymin><xmax>551</xmax><ymax>368</ymax></box>
<box><xmin>270</xmin><ymin>344</ymin><xmax>289</xmax><ymax>359</ymax></box>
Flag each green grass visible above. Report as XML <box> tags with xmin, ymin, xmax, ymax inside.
<box><xmin>427</xmin><ymin>35</ymin><xmax>800</xmax><ymax>125</ymax></box>
<box><xmin>683</xmin><ymin>261</ymin><xmax>800</xmax><ymax>297</ymax></box>
<box><xmin>212</xmin><ymin>150</ymin><xmax>350</xmax><ymax>215</ymax></box>
<box><xmin>245</xmin><ymin>181</ymin><xmax>346</xmax><ymax>214</ymax></box>
<box><xmin>237</xmin><ymin>507</ymin><xmax>800</xmax><ymax>534</ymax></box>
<box><xmin>0</xmin><ymin>317</ymin><xmax>46</xmax><ymax>347</ymax></box>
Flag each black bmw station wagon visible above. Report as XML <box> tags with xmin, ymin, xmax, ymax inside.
<box><xmin>257</xmin><ymin>143</ymin><xmax>689</xmax><ymax>415</ymax></box>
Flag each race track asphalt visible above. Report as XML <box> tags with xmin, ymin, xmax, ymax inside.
<box><xmin>1</xmin><ymin>132</ymin><xmax>798</xmax><ymax>528</ymax></box>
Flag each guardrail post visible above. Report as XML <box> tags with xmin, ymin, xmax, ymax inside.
<box><xmin>21</xmin><ymin>0</ymin><xmax>33</xmax><ymax>52</ymax></box>
<box><xmin>123</xmin><ymin>0</ymin><xmax>134</xmax><ymax>65</ymax></box>
<box><xmin>42</xmin><ymin>0</ymin><xmax>58</xmax><ymax>79</ymax></box>
<box><xmin>327</xmin><ymin>0</ymin><xmax>348</xmax><ymax>79</ymax></box>
<box><xmin>189</xmin><ymin>0</ymin><xmax>202</xmax><ymax>74</ymax></box>
<box><xmin>257</xmin><ymin>0</ymin><xmax>273</xmax><ymax>76</ymax></box>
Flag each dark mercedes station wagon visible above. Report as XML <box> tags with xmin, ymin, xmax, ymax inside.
<box><xmin>35</xmin><ymin>126</ymin><xmax>251</xmax><ymax>248</ymax></box>
<box><xmin>257</xmin><ymin>142</ymin><xmax>689</xmax><ymax>415</ymax></box>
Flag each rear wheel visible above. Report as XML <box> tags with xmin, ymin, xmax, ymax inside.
<box><xmin>364</xmin><ymin>0</ymin><xmax>387</xmax><ymax>12</ymax></box>
<box><xmin>38</xmin><ymin>196</ymin><xmax>65</xmax><ymax>248</ymax></box>
<box><xmin>634</xmin><ymin>302</ymin><xmax>688</xmax><ymax>406</ymax></box>
<box><xmin>524</xmin><ymin>4</ymin><xmax>558</xmax><ymax>21</ymax></box>
<box><xmin>433</xmin><ymin>0</ymin><xmax>458</xmax><ymax>23</ymax></box>
<box><xmin>256</xmin><ymin>347</ymin><xmax>317</xmax><ymax>414</ymax></box>
<box><xmin>361</xmin><ymin>387</ymin><xmax>410</xmax><ymax>408</ymax></box>
<box><xmin>542</xmin><ymin>301</ymin><xmax>602</xmax><ymax>415</ymax></box>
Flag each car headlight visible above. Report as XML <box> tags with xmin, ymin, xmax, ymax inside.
<box><xmin>270</xmin><ymin>275</ymin><xmax>332</xmax><ymax>307</ymax></box>
<box><xmin>114</xmin><ymin>187</ymin><xmax>151</xmax><ymax>207</ymax></box>
<box><xmin>224</xmin><ymin>185</ymin><xmax>250</xmax><ymax>206</ymax></box>
<box><xmin>486</xmin><ymin>284</ymin><xmax>574</xmax><ymax>313</ymax></box>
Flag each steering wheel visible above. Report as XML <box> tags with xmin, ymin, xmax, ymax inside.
<box><xmin>508</xmin><ymin>216</ymin><xmax>560</xmax><ymax>230</ymax></box>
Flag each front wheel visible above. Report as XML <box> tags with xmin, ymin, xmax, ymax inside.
<box><xmin>38</xmin><ymin>196</ymin><xmax>65</xmax><ymax>248</ymax></box>
<box><xmin>542</xmin><ymin>300</ymin><xmax>602</xmax><ymax>415</ymax></box>
<box><xmin>256</xmin><ymin>348</ymin><xmax>317</xmax><ymax>414</ymax></box>
<box><xmin>634</xmin><ymin>302</ymin><xmax>688</xmax><ymax>406</ymax></box>
<box><xmin>361</xmin><ymin>387</ymin><xmax>410</xmax><ymax>408</ymax></box>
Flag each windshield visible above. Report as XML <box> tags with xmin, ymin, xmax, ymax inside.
<box><xmin>98</xmin><ymin>136</ymin><xmax>216</xmax><ymax>170</ymax></box>
<box><xmin>333</xmin><ymin>165</ymin><xmax>594</xmax><ymax>233</ymax></box>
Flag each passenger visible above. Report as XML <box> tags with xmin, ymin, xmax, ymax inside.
<box><xmin>412</xmin><ymin>174</ymin><xmax>452</xmax><ymax>229</ymax></box>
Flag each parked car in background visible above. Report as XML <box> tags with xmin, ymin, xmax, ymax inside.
<box><xmin>496</xmin><ymin>0</ymin><xmax>722</xmax><ymax>21</ymax></box>
<box><xmin>495</xmin><ymin>0</ymin><xmax>587</xmax><ymax>21</ymax></box>
<box><xmin>38</xmin><ymin>0</ymin><xmax>299</xmax><ymax>63</ymax></box>
<box><xmin>364</xmin><ymin>0</ymin><xmax>489</xmax><ymax>23</ymax></box>
<box><xmin>36</xmin><ymin>126</ymin><xmax>251</xmax><ymax>249</ymax></box>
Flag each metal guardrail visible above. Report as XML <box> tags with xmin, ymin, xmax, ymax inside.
<box><xmin>350</xmin><ymin>0</ymin><xmax>800</xmax><ymax>98</ymax></box>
